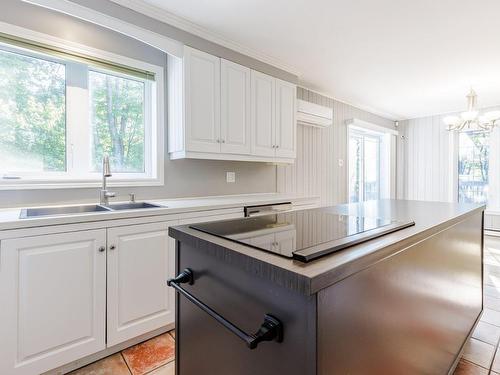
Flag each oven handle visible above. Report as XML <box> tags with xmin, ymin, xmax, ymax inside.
<box><xmin>168</xmin><ymin>268</ymin><xmax>283</xmax><ymax>349</ymax></box>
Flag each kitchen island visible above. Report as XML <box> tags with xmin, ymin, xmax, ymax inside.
<box><xmin>168</xmin><ymin>199</ymin><xmax>484</xmax><ymax>375</ymax></box>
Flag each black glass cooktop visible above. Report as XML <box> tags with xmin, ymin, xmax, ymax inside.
<box><xmin>190</xmin><ymin>207</ymin><xmax>415</xmax><ymax>262</ymax></box>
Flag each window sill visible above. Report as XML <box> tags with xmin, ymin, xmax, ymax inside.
<box><xmin>0</xmin><ymin>178</ymin><xmax>164</xmax><ymax>190</ymax></box>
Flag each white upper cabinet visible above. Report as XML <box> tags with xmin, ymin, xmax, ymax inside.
<box><xmin>221</xmin><ymin>59</ymin><xmax>252</xmax><ymax>154</ymax></box>
<box><xmin>184</xmin><ymin>46</ymin><xmax>221</xmax><ymax>153</ymax></box>
<box><xmin>0</xmin><ymin>230</ymin><xmax>106</xmax><ymax>375</ymax></box>
<box><xmin>251</xmin><ymin>73</ymin><xmax>296</xmax><ymax>159</ymax></box>
<box><xmin>251</xmin><ymin>70</ymin><xmax>276</xmax><ymax>157</ymax></box>
<box><xmin>106</xmin><ymin>222</ymin><xmax>175</xmax><ymax>347</ymax></box>
<box><xmin>275</xmin><ymin>79</ymin><xmax>297</xmax><ymax>158</ymax></box>
<box><xmin>169</xmin><ymin>46</ymin><xmax>296</xmax><ymax>163</ymax></box>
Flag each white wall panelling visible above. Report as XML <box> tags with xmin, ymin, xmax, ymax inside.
<box><xmin>397</xmin><ymin>114</ymin><xmax>459</xmax><ymax>202</ymax></box>
<box><xmin>398</xmin><ymin>106</ymin><xmax>500</xmax><ymax>231</ymax></box>
<box><xmin>277</xmin><ymin>87</ymin><xmax>395</xmax><ymax>207</ymax></box>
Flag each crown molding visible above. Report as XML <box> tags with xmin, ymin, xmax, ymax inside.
<box><xmin>298</xmin><ymin>81</ymin><xmax>402</xmax><ymax>121</ymax></box>
<box><xmin>108</xmin><ymin>0</ymin><xmax>301</xmax><ymax>77</ymax></box>
<box><xmin>23</xmin><ymin>0</ymin><xmax>183</xmax><ymax>56</ymax></box>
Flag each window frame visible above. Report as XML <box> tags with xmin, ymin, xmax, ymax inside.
<box><xmin>0</xmin><ymin>22</ymin><xmax>164</xmax><ymax>190</ymax></box>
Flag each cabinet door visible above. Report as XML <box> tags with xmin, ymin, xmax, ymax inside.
<box><xmin>0</xmin><ymin>230</ymin><xmax>106</xmax><ymax>375</ymax></box>
<box><xmin>184</xmin><ymin>46</ymin><xmax>221</xmax><ymax>153</ymax></box>
<box><xmin>220</xmin><ymin>59</ymin><xmax>251</xmax><ymax>155</ymax></box>
<box><xmin>275</xmin><ymin>229</ymin><xmax>297</xmax><ymax>255</ymax></box>
<box><xmin>275</xmin><ymin>79</ymin><xmax>297</xmax><ymax>158</ymax></box>
<box><xmin>107</xmin><ymin>221</ymin><xmax>175</xmax><ymax>346</ymax></box>
<box><xmin>251</xmin><ymin>70</ymin><xmax>276</xmax><ymax>157</ymax></box>
<box><xmin>248</xmin><ymin>233</ymin><xmax>276</xmax><ymax>251</ymax></box>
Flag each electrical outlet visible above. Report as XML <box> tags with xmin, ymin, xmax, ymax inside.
<box><xmin>338</xmin><ymin>159</ymin><xmax>344</xmax><ymax>167</ymax></box>
<box><xmin>226</xmin><ymin>172</ymin><xmax>236</xmax><ymax>183</ymax></box>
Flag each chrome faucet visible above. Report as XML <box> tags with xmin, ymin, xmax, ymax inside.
<box><xmin>100</xmin><ymin>155</ymin><xmax>116</xmax><ymax>206</ymax></box>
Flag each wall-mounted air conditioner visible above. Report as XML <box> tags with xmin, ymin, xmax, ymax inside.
<box><xmin>297</xmin><ymin>99</ymin><xmax>333</xmax><ymax>128</ymax></box>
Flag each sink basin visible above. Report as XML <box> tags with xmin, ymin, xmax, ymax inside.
<box><xmin>106</xmin><ymin>202</ymin><xmax>163</xmax><ymax>210</ymax></box>
<box><xmin>19</xmin><ymin>202</ymin><xmax>164</xmax><ymax>219</ymax></box>
<box><xmin>20</xmin><ymin>204</ymin><xmax>111</xmax><ymax>219</ymax></box>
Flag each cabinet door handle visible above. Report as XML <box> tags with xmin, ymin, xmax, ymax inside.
<box><xmin>109</xmin><ymin>245</ymin><xmax>116</xmax><ymax>250</ymax></box>
<box><xmin>168</xmin><ymin>268</ymin><xmax>284</xmax><ymax>349</ymax></box>
<box><xmin>221</xmin><ymin>139</ymin><xmax>225</xmax><ymax>143</ymax></box>
<box><xmin>98</xmin><ymin>246</ymin><xmax>105</xmax><ymax>252</ymax></box>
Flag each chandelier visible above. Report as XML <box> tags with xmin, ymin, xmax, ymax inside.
<box><xmin>444</xmin><ymin>89</ymin><xmax>500</xmax><ymax>131</ymax></box>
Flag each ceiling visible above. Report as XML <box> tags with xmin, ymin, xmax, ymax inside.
<box><xmin>122</xmin><ymin>0</ymin><xmax>500</xmax><ymax>120</ymax></box>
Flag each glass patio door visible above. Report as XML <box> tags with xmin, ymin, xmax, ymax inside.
<box><xmin>349</xmin><ymin>132</ymin><xmax>381</xmax><ymax>202</ymax></box>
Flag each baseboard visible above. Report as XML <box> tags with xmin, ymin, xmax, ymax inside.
<box><xmin>41</xmin><ymin>323</ymin><xmax>175</xmax><ymax>375</ymax></box>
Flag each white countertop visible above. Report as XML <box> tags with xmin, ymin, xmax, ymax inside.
<box><xmin>0</xmin><ymin>193</ymin><xmax>318</xmax><ymax>231</ymax></box>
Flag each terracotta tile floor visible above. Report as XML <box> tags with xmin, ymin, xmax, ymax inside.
<box><xmin>68</xmin><ymin>331</ymin><xmax>175</xmax><ymax>375</ymax></box>
<box><xmin>455</xmin><ymin>236</ymin><xmax>500</xmax><ymax>375</ymax></box>
<box><xmin>69</xmin><ymin>236</ymin><xmax>500</xmax><ymax>375</ymax></box>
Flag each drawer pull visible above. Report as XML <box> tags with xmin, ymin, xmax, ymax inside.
<box><xmin>168</xmin><ymin>268</ymin><xmax>283</xmax><ymax>349</ymax></box>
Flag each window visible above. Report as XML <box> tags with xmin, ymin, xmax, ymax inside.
<box><xmin>0</xmin><ymin>48</ymin><xmax>66</xmax><ymax>173</ymax></box>
<box><xmin>458</xmin><ymin>130</ymin><xmax>490</xmax><ymax>204</ymax></box>
<box><xmin>89</xmin><ymin>70</ymin><xmax>146</xmax><ymax>173</ymax></box>
<box><xmin>348</xmin><ymin>131</ymin><xmax>381</xmax><ymax>202</ymax></box>
<box><xmin>0</xmin><ymin>32</ymin><xmax>163</xmax><ymax>188</ymax></box>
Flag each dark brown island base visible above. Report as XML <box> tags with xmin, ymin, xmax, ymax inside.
<box><xmin>168</xmin><ymin>199</ymin><xmax>484</xmax><ymax>375</ymax></box>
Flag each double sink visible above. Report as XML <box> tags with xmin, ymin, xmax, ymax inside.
<box><xmin>20</xmin><ymin>202</ymin><xmax>164</xmax><ymax>219</ymax></box>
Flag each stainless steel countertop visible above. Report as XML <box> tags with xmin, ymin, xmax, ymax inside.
<box><xmin>169</xmin><ymin>199</ymin><xmax>485</xmax><ymax>295</ymax></box>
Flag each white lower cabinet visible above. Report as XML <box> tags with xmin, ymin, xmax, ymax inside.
<box><xmin>0</xmin><ymin>210</ymin><xmax>245</xmax><ymax>374</ymax></box>
<box><xmin>106</xmin><ymin>221</ymin><xmax>176</xmax><ymax>346</ymax></box>
<box><xmin>0</xmin><ymin>230</ymin><xmax>107</xmax><ymax>375</ymax></box>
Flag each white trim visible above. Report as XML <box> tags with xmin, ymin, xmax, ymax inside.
<box><xmin>169</xmin><ymin>151</ymin><xmax>295</xmax><ymax>164</ymax></box>
<box><xmin>347</xmin><ymin>123</ymin><xmax>397</xmax><ymax>202</ymax></box>
<box><xmin>345</xmin><ymin>118</ymin><xmax>399</xmax><ymax>135</ymax></box>
<box><xmin>22</xmin><ymin>0</ymin><xmax>183</xmax><ymax>57</ymax></box>
<box><xmin>0</xmin><ymin>22</ymin><xmax>165</xmax><ymax>189</ymax></box>
<box><xmin>106</xmin><ymin>0</ymin><xmax>301</xmax><ymax>77</ymax></box>
<box><xmin>0</xmin><ymin>21</ymin><xmax>164</xmax><ymax>75</ymax></box>
<box><xmin>0</xmin><ymin>179</ymin><xmax>165</xmax><ymax>191</ymax></box>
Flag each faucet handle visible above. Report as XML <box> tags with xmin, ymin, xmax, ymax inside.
<box><xmin>129</xmin><ymin>193</ymin><xmax>136</xmax><ymax>203</ymax></box>
<box><xmin>106</xmin><ymin>191</ymin><xmax>116</xmax><ymax>198</ymax></box>
<box><xmin>103</xmin><ymin>155</ymin><xmax>112</xmax><ymax>177</ymax></box>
